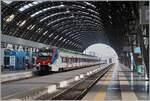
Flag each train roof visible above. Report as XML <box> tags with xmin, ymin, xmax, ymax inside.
<box><xmin>58</xmin><ymin>47</ymin><xmax>97</xmax><ymax>58</ymax></box>
<box><xmin>41</xmin><ymin>46</ymin><xmax>98</xmax><ymax>58</ymax></box>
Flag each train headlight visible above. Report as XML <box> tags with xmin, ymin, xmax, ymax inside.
<box><xmin>37</xmin><ymin>63</ymin><xmax>40</xmax><ymax>66</ymax></box>
<box><xmin>48</xmin><ymin>63</ymin><xmax>51</xmax><ymax>67</ymax></box>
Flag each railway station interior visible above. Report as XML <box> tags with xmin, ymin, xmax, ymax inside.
<box><xmin>0</xmin><ymin>0</ymin><xmax>149</xmax><ymax>100</ymax></box>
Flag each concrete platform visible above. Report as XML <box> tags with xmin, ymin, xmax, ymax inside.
<box><xmin>1</xmin><ymin>69</ymin><xmax>33</xmax><ymax>83</ymax></box>
<box><xmin>1</xmin><ymin>64</ymin><xmax>108</xmax><ymax>99</ymax></box>
<box><xmin>1</xmin><ymin>69</ymin><xmax>32</xmax><ymax>74</ymax></box>
<box><xmin>82</xmin><ymin>63</ymin><xmax>149</xmax><ymax>100</ymax></box>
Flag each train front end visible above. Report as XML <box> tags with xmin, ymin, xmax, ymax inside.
<box><xmin>34</xmin><ymin>48</ymin><xmax>53</xmax><ymax>73</ymax></box>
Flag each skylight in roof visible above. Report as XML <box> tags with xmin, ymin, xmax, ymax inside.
<box><xmin>70</xmin><ymin>15</ymin><xmax>75</xmax><ymax>18</ymax></box>
<box><xmin>65</xmin><ymin>32</ymin><xmax>72</xmax><ymax>36</ymax></box>
<box><xmin>19</xmin><ymin>4</ymin><xmax>32</xmax><ymax>11</ymax></box>
<box><xmin>19</xmin><ymin>20</ymin><xmax>26</xmax><ymax>27</ymax></box>
<box><xmin>63</xmin><ymin>39</ymin><xmax>66</xmax><ymax>42</ymax></box>
<box><xmin>37</xmin><ymin>28</ymin><xmax>42</xmax><ymax>32</ymax></box>
<box><xmin>30</xmin><ymin>25</ymin><xmax>35</xmax><ymax>30</ymax></box>
<box><xmin>59</xmin><ymin>4</ymin><xmax>65</xmax><ymax>7</ymax></box>
<box><xmin>19</xmin><ymin>8</ymin><xmax>25</xmax><ymax>12</ymax></box>
<box><xmin>24</xmin><ymin>5</ymin><xmax>30</xmax><ymax>9</ymax></box>
<box><xmin>28</xmin><ymin>3</ymin><xmax>33</xmax><ymax>7</ymax></box>
<box><xmin>47</xmin><ymin>16</ymin><xmax>68</xmax><ymax>26</ymax></box>
<box><xmin>31</xmin><ymin>11</ymin><xmax>40</xmax><ymax>17</ymax></box>
<box><xmin>43</xmin><ymin>8</ymin><xmax>49</xmax><ymax>11</ymax></box>
<box><xmin>71</xmin><ymin>43</ymin><xmax>74</xmax><ymax>45</ymax></box>
<box><xmin>43</xmin><ymin>31</ymin><xmax>48</xmax><ymax>35</ymax></box>
<box><xmin>19</xmin><ymin>1</ymin><xmax>44</xmax><ymax>12</ymax></box>
<box><xmin>5</xmin><ymin>14</ymin><xmax>15</xmax><ymax>22</ymax></box>
<box><xmin>3</xmin><ymin>0</ymin><xmax>13</xmax><ymax>4</ymax></box>
<box><xmin>27</xmin><ymin>25</ymin><xmax>33</xmax><ymax>30</ymax></box>
<box><xmin>74</xmin><ymin>43</ymin><xmax>77</xmax><ymax>47</ymax></box>
<box><xmin>54</xmin><ymin>35</ymin><xmax>59</xmax><ymax>39</ymax></box>
<box><xmin>37</xmin><ymin>1</ymin><xmax>43</xmax><ymax>3</ymax></box>
<box><xmin>40</xmin><ymin>11</ymin><xmax>70</xmax><ymax>22</ymax></box>
<box><xmin>59</xmin><ymin>37</ymin><xmax>63</xmax><ymax>40</ymax></box>
<box><xmin>65</xmin><ymin>41</ymin><xmax>68</xmax><ymax>44</ymax></box>
<box><xmin>84</xmin><ymin>2</ymin><xmax>96</xmax><ymax>8</ymax></box>
<box><xmin>73</xmin><ymin>5</ymin><xmax>85</xmax><ymax>9</ymax></box>
<box><xmin>87</xmin><ymin>9</ymin><xmax>99</xmax><ymax>15</ymax></box>
<box><xmin>31</xmin><ymin>5</ymin><xmax>66</xmax><ymax>18</ymax></box>
<box><xmin>72</xmin><ymin>35</ymin><xmax>77</xmax><ymax>39</ymax></box>
<box><xmin>49</xmin><ymin>33</ymin><xmax>53</xmax><ymax>38</ymax></box>
<box><xmin>110</xmin><ymin>21</ymin><xmax>113</xmax><ymax>24</ymax></box>
<box><xmin>32</xmin><ymin>1</ymin><xmax>38</xmax><ymax>5</ymax></box>
<box><xmin>78</xmin><ymin>11</ymin><xmax>89</xmax><ymax>15</ymax></box>
<box><xmin>108</xmin><ymin>15</ymin><xmax>112</xmax><ymax>19</ymax></box>
<box><xmin>66</xmin><ymin>10</ymin><xmax>71</xmax><ymax>13</ymax></box>
<box><xmin>40</xmin><ymin>15</ymin><xmax>50</xmax><ymax>22</ymax></box>
<box><xmin>69</xmin><ymin>41</ymin><xmax>72</xmax><ymax>44</ymax></box>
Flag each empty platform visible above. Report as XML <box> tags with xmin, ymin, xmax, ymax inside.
<box><xmin>82</xmin><ymin>63</ymin><xmax>149</xmax><ymax>100</ymax></box>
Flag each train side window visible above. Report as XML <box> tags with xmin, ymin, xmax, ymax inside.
<box><xmin>62</xmin><ymin>57</ymin><xmax>66</xmax><ymax>63</ymax></box>
<box><xmin>63</xmin><ymin>57</ymin><xmax>65</xmax><ymax>63</ymax></box>
<box><xmin>66</xmin><ymin>57</ymin><xmax>68</xmax><ymax>63</ymax></box>
<box><xmin>75</xmin><ymin>58</ymin><xmax>77</xmax><ymax>63</ymax></box>
<box><xmin>65</xmin><ymin>57</ymin><xmax>67</xmax><ymax>63</ymax></box>
<box><xmin>68</xmin><ymin>58</ymin><xmax>70</xmax><ymax>63</ymax></box>
<box><xmin>69</xmin><ymin>58</ymin><xmax>71</xmax><ymax>63</ymax></box>
<box><xmin>61</xmin><ymin>57</ymin><xmax>63</xmax><ymax>63</ymax></box>
<box><xmin>71</xmin><ymin>58</ymin><xmax>73</xmax><ymax>63</ymax></box>
<box><xmin>64</xmin><ymin>57</ymin><xmax>66</xmax><ymax>63</ymax></box>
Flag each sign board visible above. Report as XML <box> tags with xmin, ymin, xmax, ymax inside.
<box><xmin>122</xmin><ymin>46</ymin><xmax>131</xmax><ymax>52</ymax></box>
<box><xmin>9</xmin><ymin>56</ymin><xmax>15</xmax><ymax>66</ymax></box>
<box><xmin>134</xmin><ymin>47</ymin><xmax>141</xmax><ymax>54</ymax></box>
<box><xmin>18</xmin><ymin>45</ymin><xmax>24</xmax><ymax>51</ymax></box>
<box><xmin>140</xmin><ymin>6</ymin><xmax>149</xmax><ymax>25</ymax></box>
<box><xmin>10</xmin><ymin>51</ymin><xmax>16</xmax><ymax>55</ymax></box>
<box><xmin>6</xmin><ymin>44</ymin><xmax>13</xmax><ymax>50</ymax></box>
<box><xmin>134</xmin><ymin>54</ymin><xmax>142</xmax><ymax>65</ymax></box>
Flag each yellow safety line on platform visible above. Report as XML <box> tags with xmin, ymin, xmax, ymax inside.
<box><xmin>93</xmin><ymin>67</ymin><xmax>114</xmax><ymax>100</ymax></box>
<box><xmin>119</xmin><ymin>68</ymin><xmax>138</xmax><ymax>100</ymax></box>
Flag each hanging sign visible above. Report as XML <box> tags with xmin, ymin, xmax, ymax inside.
<box><xmin>134</xmin><ymin>47</ymin><xmax>141</xmax><ymax>54</ymax></box>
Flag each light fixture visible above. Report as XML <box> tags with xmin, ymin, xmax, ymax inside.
<box><xmin>108</xmin><ymin>15</ymin><xmax>112</xmax><ymax>19</ymax></box>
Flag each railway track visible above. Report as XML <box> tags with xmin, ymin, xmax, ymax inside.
<box><xmin>38</xmin><ymin>64</ymin><xmax>113</xmax><ymax>100</ymax></box>
<box><xmin>2</xmin><ymin>64</ymin><xmax>113</xmax><ymax>100</ymax></box>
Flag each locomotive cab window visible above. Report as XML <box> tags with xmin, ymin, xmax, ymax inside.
<box><xmin>37</xmin><ymin>53</ymin><xmax>50</xmax><ymax>60</ymax></box>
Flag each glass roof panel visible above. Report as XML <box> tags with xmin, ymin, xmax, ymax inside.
<box><xmin>30</xmin><ymin>5</ymin><xmax>66</xmax><ymax>17</ymax></box>
<box><xmin>84</xmin><ymin>2</ymin><xmax>96</xmax><ymax>8</ymax></box>
<box><xmin>2</xmin><ymin>0</ymin><xmax>13</xmax><ymax>4</ymax></box>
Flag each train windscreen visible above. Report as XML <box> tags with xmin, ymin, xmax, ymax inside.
<box><xmin>37</xmin><ymin>49</ymin><xmax>53</xmax><ymax>60</ymax></box>
<box><xmin>38</xmin><ymin>53</ymin><xmax>49</xmax><ymax>60</ymax></box>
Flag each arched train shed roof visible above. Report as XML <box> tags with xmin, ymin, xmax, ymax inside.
<box><xmin>1</xmin><ymin>1</ymin><xmax>141</xmax><ymax>54</ymax></box>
